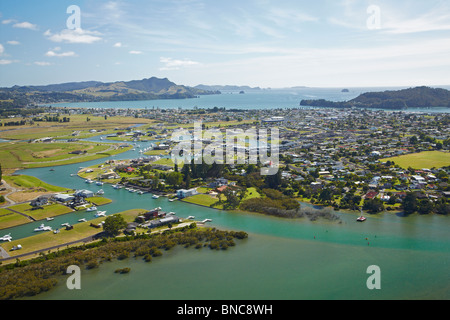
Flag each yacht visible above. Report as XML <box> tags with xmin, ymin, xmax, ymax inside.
<box><xmin>138</xmin><ymin>191</ymin><xmax>144</xmax><ymax>195</ymax></box>
<box><xmin>85</xmin><ymin>179</ymin><xmax>94</xmax><ymax>184</ymax></box>
<box><xmin>78</xmin><ymin>218</ymin><xmax>87</xmax><ymax>222</ymax></box>
<box><xmin>0</xmin><ymin>234</ymin><xmax>12</xmax><ymax>242</ymax></box>
<box><xmin>152</xmin><ymin>195</ymin><xmax>159</xmax><ymax>199</ymax></box>
<box><xmin>61</xmin><ymin>223</ymin><xmax>70</xmax><ymax>227</ymax></box>
<box><xmin>34</xmin><ymin>224</ymin><xmax>52</xmax><ymax>232</ymax></box>
<box><xmin>97</xmin><ymin>189</ymin><xmax>105</xmax><ymax>195</ymax></box>
<box><xmin>46</xmin><ymin>217</ymin><xmax>54</xmax><ymax>221</ymax></box>
<box><xmin>87</xmin><ymin>206</ymin><xmax>97</xmax><ymax>211</ymax></box>
<box><xmin>96</xmin><ymin>181</ymin><xmax>103</xmax><ymax>186</ymax></box>
<box><xmin>95</xmin><ymin>211</ymin><xmax>106</xmax><ymax>217</ymax></box>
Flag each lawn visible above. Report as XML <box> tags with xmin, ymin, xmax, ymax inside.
<box><xmin>3</xmin><ymin>175</ymin><xmax>69</xmax><ymax>193</ymax></box>
<box><xmin>182</xmin><ymin>194</ymin><xmax>223</xmax><ymax>209</ymax></box>
<box><xmin>8</xmin><ymin>203</ymin><xmax>73</xmax><ymax>221</ymax></box>
<box><xmin>2</xmin><ymin>209</ymin><xmax>145</xmax><ymax>258</ymax></box>
<box><xmin>381</xmin><ymin>151</ymin><xmax>450</xmax><ymax>169</ymax></box>
<box><xmin>0</xmin><ymin>209</ymin><xmax>31</xmax><ymax>229</ymax></box>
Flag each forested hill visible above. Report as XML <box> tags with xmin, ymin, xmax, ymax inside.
<box><xmin>0</xmin><ymin>77</ymin><xmax>220</xmax><ymax>112</ymax></box>
<box><xmin>300</xmin><ymin>86</ymin><xmax>450</xmax><ymax>109</ymax></box>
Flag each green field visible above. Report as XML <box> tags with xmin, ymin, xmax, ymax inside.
<box><xmin>3</xmin><ymin>175</ymin><xmax>69</xmax><ymax>193</ymax></box>
<box><xmin>0</xmin><ymin>209</ymin><xmax>31</xmax><ymax>229</ymax></box>
<box><xmin>1</xmin><ymin>209</ymin><xmax>145</xmax><ymax>258</ymax></box>
<box><xmin>182</xmin><ymin>194</ymin><xmax>223</xmax><ymax>208</ymax></box>
<box><xmin>0</xmin><ymin>141</ymin><xmax>132</xmax><ymax>169</ymax></box>
<box><xmin>382</xmin><ymin>151</ymin><xmax>450</xmax><ymax>169</ymax></box>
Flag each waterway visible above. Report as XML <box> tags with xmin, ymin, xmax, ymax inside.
<box><xmin>2</xmin><ymin>121</ymin><xmax>450</xmax><ymax>300</ymax></box>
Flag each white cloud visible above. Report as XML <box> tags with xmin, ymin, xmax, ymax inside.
<box><xmin>2</xmin><ymin>19</ymin><xmax>15</xmax><ymax>25</ymax></box>
<box><xmin>13</xmin><ymin>21</ymin><xmax>38</xmax><ymax>30</ymax></box>
<box><xmin>45</xmin><ymin>29</ymin><xmax>102</xmax><ymax>44</ymax></box>
<box><xmin>129</xmin><ymin>50</ymin><xmax>143</xmax><ymax>54</ymax></box>
<box><xmin>0</xmin><ymin>59</ymin><xmax>18</xmax><ymax>65</ymax></box>
<box><xmin>45</xmin><ymin>49</ymin><xmax>77</xmax><ymax>58</ymax></box>
<box><xmin>0</xmin><ymin>44</ymin><xmax>4</xmax><ymax>55</ymax></box>
<box><xmin>113</xmin><ymin>42</ymin><xmax>122</xmax><ymax>47</ymax></box>
<box><xmin>7</xmin><ymin>40</ymin><xmax>20</xmax><ymax>45</ymax></box>
<box><xmin>159</xmin><ymin>57</ymin><xmax>200</xmax><ymax>70</ymax></box>
<box><xmin>34</xmin><ymin>61</ymin><xmax>52</xmax><ymax>66</ymax></box>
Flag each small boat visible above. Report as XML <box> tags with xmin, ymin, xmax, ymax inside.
<box><xmin>357</xmin><ymin>208</ymin><xmax>367</xmax><ymax>222</ymax></box>
<box><xmin>152</xmin><ymin>195</ymin><xmax>159</xmax><ymax>199</ymax></box>
<box><xmin>95</xmin><ymin>211</ymin><xmax>106</xmax><ymax>217</ymax></box>
<box><xmin>34</xmin><ymin>224</ymin><xmax>52</xmax><ymax>232</ymax></box>
<box><xmin>46</xmin><ymin>217</ymin><xmax>54</xmax><ymax>221</ymax></box>
<box><xmin>138</xmin><ymin>191</ymin><xmax>144</xmax><ymax>195</ymax></box>
<box><xmin>201</xmin><ymin>219</ymin><xmax>212</xmax><ymax>223</ymax></box>
<box><xmin>357</xmin><ymin>216</ymin><xmax>367</xmax><ymax>222</ymax></box>
<box><xmin>167</xmin><ymin>212</ymin><xmax>176</xmax><ymax>215</ymax></box>
<box><xmin>129</xmin><ymin>189</ymin><xmax>136</xmax><ymax>193</ymax></box>
<box><xmin>96</xmin><ymin>181</ymin><xmax>103</xmax><ymax>186</ymax></box>
<box><xmin>168</xmin><ymin>199</ymin><xmax>175</xmax><ymax>202</ymax></box>
<box><xmin>53</xmin><ymin>229</ymin><xmax>60</xmax><ymax>234</ymax></box>
<box><xmin>0</xmin><ymin>234</ymin><xmax>12</xmax><ymax>242</ymax></box>
<box><xmin>187</xmin><ymin>216</ymin><xmax>195</xmax><ymax>220</ymax></box>
<box><xmin>78</xmin><ymin>218</ymin><xmax>87</xmax><ymax>222</ymax></box>
<box><xmin>97</xmin><ymin>189</ymin><xmax>105</xmax><ymax>195</ymax></box>
<box><xmin>61</xmin><ymin>223</ymin><xmax>70</xmax><ymax>227</ymax></box>
<box><xmin>87</xmin><ymin>206</ymin><xmax>97</xmax><ymax>211</ymax></box>
<box><xmin>85</xmin><ymin>179</ymin><xmax>94</xmax><ymax>184</ymax></box>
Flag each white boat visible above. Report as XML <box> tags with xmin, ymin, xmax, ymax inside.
<box><xmin>46</xmin><ymin>217</ymin><xmax>54</xmax><ymax>221</ymax></box>
<box><xmin>138</xmin><ymin>191</ymin><xmax>144</xmax><ymax>195</ymax></box>
<box><xmin>129</xmin><ymin>189</ymin><xmax>136</xmax><ymax>193</ymax></box>
<box><xmin>53</xmin><ymin>229</ymin><xmax>60</xmax><ymax>234</ymax></box>
<box><xmin>167</xmin><ymin>212</ymin><xmax>176</xmax><ymax>215</ymax></box>
<box><xmin>97</xmin><ymin>189</ymin><xmax>105</xmax><ymax>195</ymax></box>
<box><xmin>168</xmin><ymin>199</ymin><xmax>175</xmax><ymax>202</ymax></box>
<box><xmin>85</xmin><ymin>179</ymin><xmax>94</xmax><ymax>184</ymax></box>
<box><xmin>61</xmin><ymin>223</ymin><xmax>70</xmax><ymax>227</ymax></box>
<box><xmin>187</xmin><ymin>216</ymin><xmax>195</xmax><ymax>220</ymax></box>
<box><xmin>96</xmin><ymin>181</ymin><xmax>103</xmax><ymax>186</ymax></box>
<box><xmin>34</xmin><ymin>224</ymin><xmax>52</xmax><ymax>232</ymax></box>
<box><xmin>87</xmin><ymin>206</ymin><xmax>97</xmax><ymax>211</ymax></box>
<box><xmin>201</xmin><ymin>219</ymin><xmax>212</xmax><ymax>223</ymax></box>
<box><xmin>78</xmin><ymin>218</ymin><xmax>87</xmax><ymax>222</ymax></box>
<box><xmin>357</xmin><ymin>216</ymin><xmax>367</xmax><ymax>222</ymax></box>
<box><xmin>357</xmin><ymin>208</ymin><xmax>367</xmax><ymax>222</ymax></box>
<box><xmin>95</xmin><ymin>211</ymin><xmax>106</xmax><ymax>217</ymax></box>
<box><xmin>152</xmin><ymin>195</ymin><xmax>159</xmax><ymax>199</ymax></box>
<box><xmin>0</xmin><ymin>234</ymin><xmax>12</xmax><ymax>242</ymax></box>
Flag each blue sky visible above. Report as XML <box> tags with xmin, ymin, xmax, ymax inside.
<box><xmin>0</xmin><ymin>0</ymin><xmax>449</xmax><ymax>88</ymax></box>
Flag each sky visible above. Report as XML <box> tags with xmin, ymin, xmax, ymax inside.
<box><xmin>0</xmin><ymin>0</ymin><xmax>449</xmax><ymax>88</ymax></box>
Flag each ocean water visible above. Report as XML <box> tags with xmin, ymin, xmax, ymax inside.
<box><xmin>50</xmin><ymin>87</ymin><xmax>450</xmax><ymax>112</ymax></box>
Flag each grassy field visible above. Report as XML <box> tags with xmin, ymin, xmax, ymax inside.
<box><xmin>0</xmin><ymin>114</ymin><xmax>154</xmax><ymax>141</ymax></box>
<box><xmin>3</xmin><ymin>175</ymin><xmax>69</xmax><ymax>193</ymax></box>
<box><xmin>7</xmin><ymin>203</ymin><xmax>73</xmax><ymax>220</ymax></box>
<box><xmin>381</xmin><ymin>151</ymin><xmax>450</xmax><ymax>169</ymax></box>
<box><xmin>0</xmin><ymin>141</ymin><xmax>132</xmax><ymax>169</ymax></box>
<box><xmin>1</xmin><ymin>209</ymin><xmax>146</xmax><ymax>258</ymax></box>
<box><xmin>182</xmin><ymin>194</ymin><xmax>222</xmax><ymax>208</ymax></box>
<box><xmin>0</xmin><ymin>209</ymin><xmax>31</xmax><ymax>229</ymax></box>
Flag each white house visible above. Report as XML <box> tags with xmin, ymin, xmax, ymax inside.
<box><xmin>177</xmin><ymin>188</ymin><xmax>198</xmax><ymax>199</ymax></box>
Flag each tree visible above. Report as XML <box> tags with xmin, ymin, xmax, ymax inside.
<box><xmin>166</xmin><ymin>172</ymin><xmax>183</xmax><ymax>187</ymax></box>
<box><xmin>103</xmin><ymin>214</ymin><xmax>127</xmax><ymax>237</ymax></box>
<box><xmin>402</xmin><ymin>193</ymin><xmax>417</xmax><ymax>215</ymax></box>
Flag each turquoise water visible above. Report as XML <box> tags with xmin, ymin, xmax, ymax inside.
<box><xmin>7</xmin><ymin>145</ymin><xmax>450</xmax><ymax>300</ymax></box>
<box><xmin>49</xmin><ymin>87</ymin><xmax>450</xmax><ymax>113</ymax></box>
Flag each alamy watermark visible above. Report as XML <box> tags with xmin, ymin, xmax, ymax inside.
<box><xmin>170</xmin><ymin>122</ymin><xmax>280</xmax><ymax>176</ymax></box>
<box><xmin>367</xmin><ymin>5</ymin><xmax>381</xmax><ymax>30</ymax></box>
<box><xmin>366</xmin><ymin>265</ymin><xmax>381</xmax><ymax>290</ymax></box>
<box><xmin>66</xmin><ymin>5</ymin><xmax>81</xmax><ymax>30</ymax></box>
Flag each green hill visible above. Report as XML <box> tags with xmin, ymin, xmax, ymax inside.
<box><xmin>300</xmin><ymin>86</ymin><xmax>450</xmax><ymax>109</ymax></box>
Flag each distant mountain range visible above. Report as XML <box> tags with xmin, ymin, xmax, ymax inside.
<box><xmin>0</xmin><ymin>77</ymin><xmax>220</xmax><ymax>108</ymax></box>
<box><xmin>195</xmin><ymin>84</ymin><xmax>261</xmax><ymax>91</ymax></box>
<box><xmin>300</xmin><ymin>86</ymin><xmax>450</xmax><ymax>109</ymax></box>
